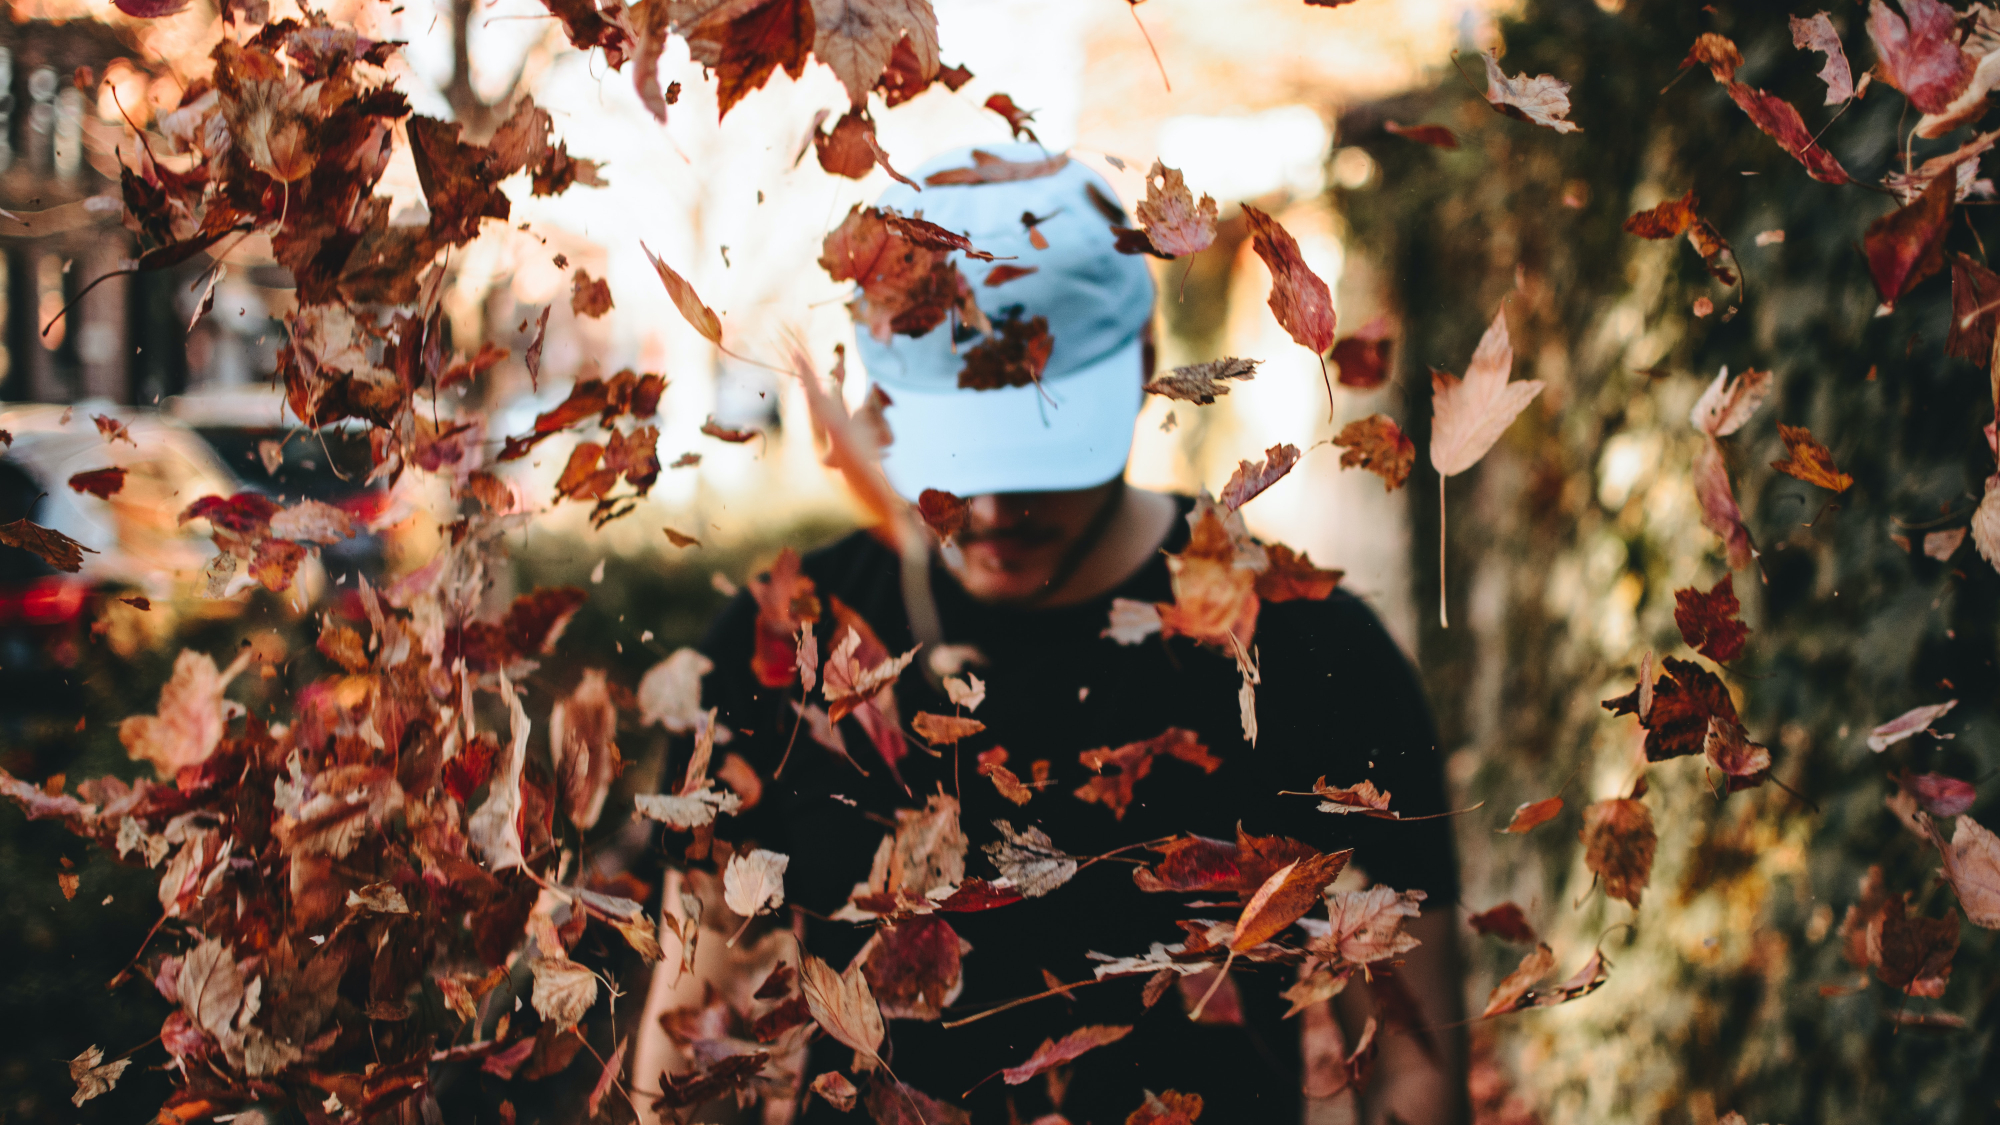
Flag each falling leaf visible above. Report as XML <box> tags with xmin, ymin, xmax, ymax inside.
<box><xmin>119</xmin><ymin>649</ymin><xmax>251</xmax><ymax>779</ymax></box>
<box><xmin>1126</xmin><ymin>1090</ymin><xmax>1205</xmax><ymax>1125</ymax></box>
<box><xmin>1868</xmin><ymin>700</ymin><xmax>1960</xmax><ymax>752</ymax></box>
<box><xmin>1864</xmin><ymin>0</ymin><xmax>1970</xmax><ymax>114</ymax></box>
<box><xmin>1673</xmin><ymin>575</ymin><xmax>1749</xmax><ymax>663</ymax></box>
<box><xmin>1602</xmin><ymin>655</ymin><xmax>1739</xmax><ymax>761</ymax></box>
<box><xmin>1243</xmin><ymin>206</ymin><xmax>1336</xmax><ymax>357</ymax></box>
<box><xmin>1790</xmin><ymin>12</ymin><xmax>1855</xmax><ymax>104</ymax></box>
<box><xmin>983</xmin><ymin>92</ymin><xmax>1038</xmax><ymax>141</ymax></box>
<box><xmin>1924</xmin><ymin>527</ymin><xmax>1967</xmax><ymax>560</ymax></box>
<box><xmin>1702</xmin><ymin>717</ymin><xmax>1771</xmax><ymax>789</ymax></box>
<box><xmin>1482</xmin><ymin>942</ymin><xmax>1556</xmax><ymax>1017</ymax></box>
<box><xmin>664</xmin><ymin>526</ymin><xmax>701</xmax><ymax>547</ymax></box>
<box><xmin>912</xmin><ymin>712</ymin><xmax>985</xmax><ymax>744</ymax></box>
<box><xmin>638</xmin><ymin>648</ymin><xmax>713</xmax><ymax>732</ymax></box>
<box><xmin>1115</xmin><ymin>161</ymin><xmax>1216</xmax><ymax>259</ymax></box>
<box><xmin>976</xmin><ymin>748</ymin><xmax>1032</xmax><ymax>805</ymax></box>
<box><xmin>1481</xmin><ymin>51</ymin><xmax>1581</xmax><ymax>133</ymax></box>
<box><xmin>1899</xmin><ymin>771</ymin><xmax>1978</xmax><ymax>817</ymax></box>
<box><xmin>1316</xmin><ymin>885</ymin><xmax>1426</xmax><ymax>967</ymax></box>
<box><xmin>68</xmin><ymin>1044</ymin><xmax>131</xmax><ymax>1106</ymax></box>
<box><xmin>1864</xmin><ymin>171</ymin><xmax>1954</xmax><ymax>309</ymax></box>
<box><xmin>944</xmin><ymin>673</ymin><xmax>985</xmax><ymax>711</ymax></box>
<box><xmin>922</xmin><ymin>148</ymin><xmax>1069</xmax><ymax>185</ymax></box>
<box><xmin>1431</xmin><ymin>305</ymin><xmax>1545</xmax><ymax>626</ymax></box>
<box><xmin>799</xmin><ymin>953</ymin><xmax>885</xmax><ymax>1067</ymax></box>
<box><xmin>270</xmin><ymin>500</ymin><xmax>357</xmax><ymax>544</ymax></box>
<box><xmin>811</xmin><ymin>0</ymin><xmax>940</xmax><ymax>107</ymax></box>
<box><xmin>983</xmin><ymin>264</ymin><xmax>1038</xmax><ymax>286</ymax></box>
<box><xmin>810</xmin><ymin>1071</ymin><xmax>859</xmax><ymax>1111</ymax></box>
<box><xmin>1580</xmin><ymin>797</ymin><xmax>1656</xmax><ymax>908</ymax></box>
<box><xmin>723</xmin><ymin>848</ymin><xmax>789</xmax><ymax>920</ymax></box>
<box><xmin>1621</xmin><ymin>190</ymin><xmax>1737</xmax><ymax>286</ymax></box>
<box><xmin>1307</xmin><ymin>777</ymin><xmax>1398</xmax><ymax>819</ymax></box>
<box><xmin>642</xmin><ymin>242</ymin><xmax>723</xmax><ymax>345</ymax></box>
<box><xmin>1001</xmin><ymin>1024</ymin><xmax>1132</xmax><ymax>1084</ymax></box>
<box><xmin>1329</xmin><ymin>317</ymin><xmax>1395</xmax><ymax>389</ymax></box>
<box><xmin>1075</xmin><ymin>728</ymin><xmax>1222</xmax><ymax>819</ymax></box>
<box><xmin>677</xmin><ymin>0</ymin><xmax>814</xmax><ymax>120</ymax></box>
<box><xmin>1870</xmin><ymin>896</ymin><xmax>1958</xmax><ymax>996</ymax></box>
<box><xmin>59</xmin><ymin>871</ymin><xmax>80</xmax><ymax>900</ymax></box>
<box><xmin>550</xmin><ymin>669</ymin><xmax>620</xmax><ymax>830</ymax></box>
<box><xmin>1383</xmin><ymin>120</ymin><xmax>1458</xmax><ymax>147</ymax></box>
<box><xmin>570</xmin><ymin>269</ymin><xmax>614</xmax><ymax>318</ymax></box>
<box><xmin>1219</xmin><ymin>444</ymin><xmax>1301</xmax><ymax>511</ymax></box>
<box><xmin>983</xmin><ymin>820</ymin><xmax>1078</xmax><ymax>896</ymax></box>
<box><xmin>92</xmin><ymin>414</ymin><xmax>136</xmax><ymax>445</ymax></box>
<box><xmin>1923</xmin><ymin>814</ymin><xmax>2000</xmax><ymax>928</ymax></box>
<box><xmin>1468</xmin><ymin>903</ymin><xmax>1538</xmax><ymax>943</ymax></box>
<box><xmin>1723</xmin><ymin>83</ymin><xmax>1851</xmax><ymax>184</ymax></box>
<box><xmin>1976</xmin><ymin>475</ymin><xmax>2000</xmax><ymax>573</ymax></box>
<box><xmin>530</xmin><ymin>957</ymin><xmax>600</xmax><ymax>1031</ymax></box>
<box><xmin>0</xmin><ymin>519</ymin><xmax>99</xmax><ymax>573</ymax></box>
<box><xmin>67</xmin><ymin>468</ymin><xmax>127</xmax><ymax>499</ymax></box>
<box><xmin>1102</xmin><ymin>597</ymin><xmax>1164</xmax><ymax>645</ymax></box>
<box><xmin>1680</xmin><ymin>32</ymin><xmax>1742</xmax><ymax>81</ymax></box>
<box><xmin>1690</xmin><ymin>367</ymin><xmax>1773</xmax><ymax>438</ymax></box>
<box><xmin>1234</xmin><ymin>850</ymin><xmax>1350</xmax><ymax>951</ymax></box>
<box><xmin>1693</xmin><ymin>439</ymin><xmax>1755</xmax><ymax>570</ymax></box>
<box><xmin>1500</xmin><ymin>796</ymin><xmax>1563</xmax><ymax>834</ymax></box>
<box><xmin>958</xmin><ymin>308</ymin><xmax>1053</xmax><ymax>390</ymax></box>
<box><xmin>1770</xmin><ymin>424</ymin><xmax>1853</xmax><ymax>492</ymax></box>
<box><xmin>1332</xmin><ymin>414</ymin><xmax>1415</xmax><ymax>490</ymax></box>
<box><xmin>1145</xmin><ymin>357</ymin><xmax>1260</xmax><ymax>403</ymax></box>
<box><xmin>917</xmin><ymin>488</ymin><xmax>969</xmax><ymax>541</ymax></box>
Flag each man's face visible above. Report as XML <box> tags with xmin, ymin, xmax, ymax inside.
<box><xmin>946</xmin><ymin>483</ymin><xmax>1120</xmax><ymax>604</ymax></box>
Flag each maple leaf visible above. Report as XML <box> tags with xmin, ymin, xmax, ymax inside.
<box><xmin>67</xmin><ymin>467</ymin><xmax>127</xmax><ymax>499</ymax></box>
<box><xmin>1923</xmin><ymin>814</ymin><xmax>2000</xmax><ymax>928</ymax></box>
<box><xmin>1384</xmin><ymin>120</ymin><xmax>1458</xmax><ymax>148</ymax></box>
<box><xmin>1865</xmin><ymin>0</ymin><xmax>1971</xmax><ymax>114</ymax></box>
<box><xmin>1691</xmin><ymin>366</ymin><xmax>1773</xmax><ymax>438</ymax></box>
<box><xmin>1431</xmin><ymin>305</ymin><xmax>1545</xmax><ymax>625</ymax></box>
<box><xmin>923</xmin><ymin>148</ymin><xmax>1068</xmax><ymax>185</ymax></box>
<box><xmin>68</xmin><ymin>1044</ymin><xmax>132</xmax><ymax>1106</ymax></box>
<box><xmin>1865</xmin><ymin>171</ymin><xmax>1954</xmax><ymax>310</ymax></box>
<box><xmin>1333</xmin><ymin>414</ymin><xmax>1415</xmax><ymax>491</ymax></box>
<box><xmin>1483</xmin><ymin>942</ymin><xmax>1556</xmax><ymax>1017</ymax></box>
<box><xmin>1255</xmin><ymin>544</ymin><xmax>1342</xmax><ymax>602</ymax></box>
<box><xmin>1144</xmin><ymin>357</ymin><xmax>1259</xmax><ymax>403</ymax></box>
<box><xmin>1602</xmin><ymin>655</ymin><xmax>1739</xmax><ymax>761</ymax></box>
<box><xmin>1157</xmin><ymin>501</ymin><xmax>1260</xmax><ymax>649</ymax></box>
<box><xmin>1220</xmin><ymin>443</ymin><xmax>1301</xmax><ymax>511</ymax></box>
<box><xmin>1001</xmin><ymin>1024</ymin><xmax>1132</xmax><ymax>1085</ymax></box>
<box><xmin>747</xmin><ymin>548</ymin><xmax>820</xmax><ymax>688</ymax></box>
<box><xmin>1673</xmin><ymin>575</ymin><xmax>1749</xmax><ymax>662</ymax></box>
<box><xmin>638</xmin><ymin>647</ymin><xmax>713</xmax><ymax>733</ymax></box>
<box><xmin>0</xmin><ymin>518</ymin><xmax>98</xmax><ymax>573</ymax></box>
<box><xmin>678</xmin><ymin>0</ymin><xmax>815</xmax><ymax>120</ymax></box>
<box><xmin>1580</xmin><ymin>797</ymin><xmax>1656</xmax><ymax>908</ymax></box>
<box><xmin>1317</xmin><ymin>885</ymin><xmax>1426</xmax><ymax>968</ymax></box>
<box><xmin>642</xmin><ymin>242</ymin><xmax>723</xmax><ymax>346</ymax></box>
<box><xmin>820</xmin><ymin>204</ymin><xmax>988</xmax><ymax>342</ymax></box>
<box><xmin>1770</xmin><ymin>423</ymin><xmax>1853</xmax><ymax>492</ymax></box>
<box><xmin>1481</xmin><ymin>51</ymin><xmax>1581</xmax><ymax>133</ymax></box>
<box><xmin>1500</xmin><ymin>796</ymin><xmax>1563</xmax><ymax>834</ymax></box>
<box><xmin>823</xmin><ymin>624</ymin><xmax>917</xmax><ymax>722</ymax></box>
<box><xmin>1702</xmin><ymin>717</ymin><xmax>1771</xmax><ymax>790</ymax></box>
<box><xmin>119</xmin><ymin>649</ymin><xmax>251</xmax><ymax>779</ymax></box>
<box><xmin>800</xmin><ymin>953</ymin><xmax>886</xmax><ymax>1067</ymax></box>
<box><xmin>570</xmin><ymin>269</ymin><xmax>613</xmax><ymax>318</ymax></box>
<box><xmin>811</xmin><ymin>0</ymin><xmax>939</xmax><ymax>107</ymax></box>
<box><xmin>1680</xmin><ymin>32</ymin><xmax>1742</xmax><ymax>82</ymax></box>
<box><xmin>1075</xmin><ymin>728</ymin><xmax>1222</xmax><ymax>819</ymax></box>
<box><xmin>1330</xmin><ymin>316</ymin><xmax>1394</xmax><ymax>389</ymax></box>
<box><xmin>856</xmin><ymin>914</ymin><xmax>970</xmax><ymax>1019</ymax></box>
<box><xmin>1467</xmin><ymin>902</ymin><xmax>1538</xmax><ymax>943</ymax></box>
<box><xmin>916</xmin><ymin>488</ymin><xmax>969</xmax><ymax>541</ymax></box>
<box><xmin>983</xmin><ymin>819</ymin><xmax>1078</xmax><ymax>896</ymax></box>
<box><xmin>813</xmin><ymin>107</ymin><xmax>880</xmax><ymax>179</ymax></box>
<box><xmin>1790</xmin><ymin>13</ymin><xmax>1855</xmax><ymax>105</ymax></box>
<box><xmin>1243</xmin><ymin>205</ymin><xmax>1336</xmax><ymax>357</ymax></box>
<box><xmin>1115</xmin><ymin>161</ymin><xmax>1217</xmax><ymax>259</ymax></box>
<box><xmin>1724</xmin><ymin>84</ymin><xmax>1851</xmax><ymax>184</ymax></box>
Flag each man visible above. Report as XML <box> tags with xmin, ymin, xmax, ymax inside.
<box><xmin>668</xmin><ymin>144</ymin><xmax>1466</xmax><ymax>1124</ymax></box>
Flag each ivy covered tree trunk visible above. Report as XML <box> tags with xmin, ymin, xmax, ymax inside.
<box><xmin>1335</xmin><ymin>2</ymin><xmax>1999</xmax><ymax>1121</ymax></box>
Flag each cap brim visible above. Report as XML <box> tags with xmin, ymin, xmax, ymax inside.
<box><xmin>872</xmin><ymin>336</ymin><xmax>1143</xmax><ymax>499</ymax></box>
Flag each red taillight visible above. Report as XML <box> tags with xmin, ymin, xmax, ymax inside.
<box><xmin>19</xmin><ymin>578</ymin><xmax>87</xmax><ymax>625</ymax></box>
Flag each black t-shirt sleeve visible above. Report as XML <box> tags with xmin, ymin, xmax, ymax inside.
<box><xmin>1257</xmin><ymin>591</ymin><xmax>1461</xmax><ymax>903</ymax></box>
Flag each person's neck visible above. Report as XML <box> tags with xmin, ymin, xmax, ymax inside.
<box><xmin>1029</xmin><ymin>485</ymin><xmax>1180</xmax><ymax>608</ymax></box>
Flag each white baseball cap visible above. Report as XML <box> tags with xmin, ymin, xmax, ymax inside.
<box><xmin>850</xmin><ymin>143</ymin><xmax>1157</xmax><ymax>499</ymax></box>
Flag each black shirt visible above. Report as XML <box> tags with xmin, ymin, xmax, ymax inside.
<box><xmin>693</xmin><ymin>499</ymin><xmax>1457</xmax><ymax>1123</ymax></box>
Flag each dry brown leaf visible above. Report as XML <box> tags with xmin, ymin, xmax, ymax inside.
<box><xmin>1482</xmin><ymin>942</ymin><xmax>1557</xmax><ymax>1017</ymax></box>
<box><xmin>1482</xmin><ymin>51</ymin><xmax>1581</xmax><ymax>133</ymax></box>
<box><xmin>1500</xmin><ymin>796</ymin><xmax>1563</xmax><ymax>834</ymax></box>
<box><xmin>800</xmin><ymin>953</ymin><xmax>885</xmax><ymax>1067</ymax></box>
<box><xmin>1243</xmin><ymin>206</ymin><xmax>1336</xmax><ymax>356</ymax></box>
<box><xmin>1770</xmin><ymin>423</ymin><xmax>1853</xmax><ymax>492</ymax></box>
<box><xmin>642</xmin><ymin>242</ymin><xmax>723</xmax><ymax>345</ymax></box>
<box><xmin>1580</xmin><ymin>797</ymin><xmax>1656</xmax><ymax>908</ymax></box>
<box><xmin>1333</xmin><ymin>414</ymin><xmax>1415</xmax><ymax>490</ymax></box>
